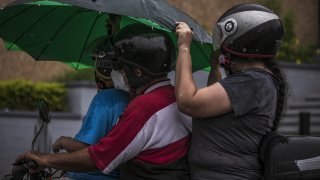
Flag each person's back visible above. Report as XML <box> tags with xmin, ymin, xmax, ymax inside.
<box><xmin>119</xmin><ymin>83</ymin><xmax>191</xmax><ymax>179</ymax></box>
<box><xmin>189</xmin><ymin>69</ymin><xmax>279</xmax><ymax>179</ymax></box>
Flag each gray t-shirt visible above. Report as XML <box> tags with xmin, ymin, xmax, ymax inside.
<box><xmin>189</xmin><ymin>69</ymin><xmax>279</xmax><ymax>180</ymax></box>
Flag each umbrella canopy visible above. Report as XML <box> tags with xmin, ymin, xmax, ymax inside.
<box><xmin>11</xmin><ymin>0</ymin><xmax>212</xmax><ymax>43</ymax></box>
<box><xmin>1</xmin><ymin>0</ymin><xmax>213</xmax><ymax>71</ymax></box>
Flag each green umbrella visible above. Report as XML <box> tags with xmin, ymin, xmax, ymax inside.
<box><xmin>0</xmin><ymin>0</ymin><xmax>213</xmax><ymax>70</ymax></box>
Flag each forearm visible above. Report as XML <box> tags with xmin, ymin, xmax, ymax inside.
<box><xmin>207</xmin><ymin>66</ymin><xmax>221</xmax><ymax>86</ymax></box>
<box><xmin>207</xmin><ymin>52</ymin><xmax>222</xmax><ymax>86</ymax></box>
<box><xmin>175</xmin><ymin>47</ymin><xmax>197</xmax><ymax>112</ymax></box>
<box><xmin>44</xmin><ymin>148</ymin><xmax>97</xmax><ymax>172</ymax></box>
<box><xmin>64</xmin><ymin>139</ymin><xmax>89</xmax><ymax>153</ymax></box>
<box><xmin>52</xmin><ymin>136</ymin><xmax>89</xmax><ymax>153</ymax></box>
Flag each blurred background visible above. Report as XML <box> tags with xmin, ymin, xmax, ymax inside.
<box><xmin>0</xmin><ymin>0</ymin><xmax>319</xmax><ymax>177</ymax></box>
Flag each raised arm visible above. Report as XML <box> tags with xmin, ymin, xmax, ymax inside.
<box><xmin>175</xmin><ymin>22</ymin><xmax>197</xmax><ymax>112</ymax></box>
<box><xmin>175</xmin><ymin>22</ymin><xmax>232</xmax><ymax>118</ymax></box>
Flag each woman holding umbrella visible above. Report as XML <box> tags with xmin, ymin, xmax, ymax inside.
<box><xmin>175</xmin><ymin>3</ymin><xmax>287</xmax><ymax>180</ymax></box>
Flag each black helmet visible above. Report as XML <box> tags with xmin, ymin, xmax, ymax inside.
<box><xmin>113</xmin><ymin>23</ymin><xmax>175</xmax><ymax>89</ymax></box>
<box><xmin>94</xmin><ymin>58</ymin><xmax>113</xmax><ymax>90</ymax></box>
<box><xmin>91</xmin><ymin>39</ymin><xmax>114</xmax><ymax>90</ymax></box>
<box><xmin>212</xmin><ymin>3</ymin><xmax>284</xmax><ymax>58</ymax></box>
<box><xmin>94</xmin><ymin>51</ymin><xmax>113</xmax><ymax>80</ymax></box>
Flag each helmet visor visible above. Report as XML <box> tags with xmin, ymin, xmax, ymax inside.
<box><xmin>212</xmin><ymin>24</ymin><xmax>222</xmax><ymax>51</ymax></box>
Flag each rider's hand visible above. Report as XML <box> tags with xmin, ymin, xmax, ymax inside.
<box><xmin>175</xmin><ymin>22</ymin><xmax>193</xmax><ymax>51</ymax></box>
<box><xmin>52</xmin><ymin>136</ymin><xmax>72</xmax><ymax>153</ymax></box>
<box><xmin>14</xmin><ymin>150</ymin><xmax>46</xmax><ymax>173</ymax></box>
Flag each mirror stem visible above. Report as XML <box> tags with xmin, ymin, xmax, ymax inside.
<box><xmin>31</xmin><ymin>119</ymin><xmax>45</xmax><ymax>151</ymax></box>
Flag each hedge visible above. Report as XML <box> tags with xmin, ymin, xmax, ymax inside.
<box><xmin>0</xmin><ymin>79</ymin><xmax>68</xmax><ymax>111</ymax></box>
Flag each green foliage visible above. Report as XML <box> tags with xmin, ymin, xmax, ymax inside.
<box><xmin>276</xmin><ymin>10</ymin><xmax>319</xmax><ymax>63</ymax></box>
<box><xmin>0</xmin><ymin>79</ymin><xmax>68</xmax><ymax>111</ymax></box>
<box><xmin>261</xmin><ymin>0</ymin><xmax>319</xmax><ymax>64</ymax></box>
<box><xmin>261</xmin><ymin>0</ymin><xmax>281</xmax><ymax>15</ymax></box>
<box><xmin>54</xmin><ymin>68</ymin><xmax>95</xmax><ymax>83</ymax></box>
<box><xmin>282</xmin><ymin>9</ymin><xmax>295</xmax><ymax>43</ymax></box>
<box><xmin>277</xmin><ymin>40</ymin><xmax>319</xmax><ymax>64</ymax></box>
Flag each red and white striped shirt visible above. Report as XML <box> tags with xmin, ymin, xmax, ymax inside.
<box><xmin>88</xmin><ymin>80</ymin><xmax>192</xmax><ymax>174</ymax></box>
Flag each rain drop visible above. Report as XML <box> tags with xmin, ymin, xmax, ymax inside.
<box><xmin>243</xmin><ymin>48</ymin><xmax>247</xmax><ymax>52</ymax></box>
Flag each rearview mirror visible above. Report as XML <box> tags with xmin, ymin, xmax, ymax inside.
<box><xmin>31</xmin><ymin>99</ymin><xmax>51</xmax><ymax>150</ymax></box>
<box><xmin>39</xmin><ymin>98</ymin><xmax>50</xmax><ymax>124</ymax></box>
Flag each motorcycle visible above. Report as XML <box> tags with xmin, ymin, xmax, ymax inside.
<box><xmin>259</xmin><ymin>131</ymin><xmax>320</xmax><ymax>180</ymax></box>
<box><xmin>1</xmin><ymin>99</ymin><xmax>60</xmax><ymax>180</ymax></box>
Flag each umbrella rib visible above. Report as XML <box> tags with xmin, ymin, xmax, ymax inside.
<box><xmin>36</xmin><ymin>8</ymin><xmax>86</xmax><ymax>60</ymax></box>
<box><xmin>2</xmin><ymin>5</ymin><xmax>56</xmax><ymax>49</ymax></box>
<box><xmin>77</xmin><ymin>13</ymin><xmax>103</xmax><ymax>70</ymax></box>
<box><xmin>0</xmin><ymin>5</ymin><xmax>34</xmax><ymax>26</ymax></box>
